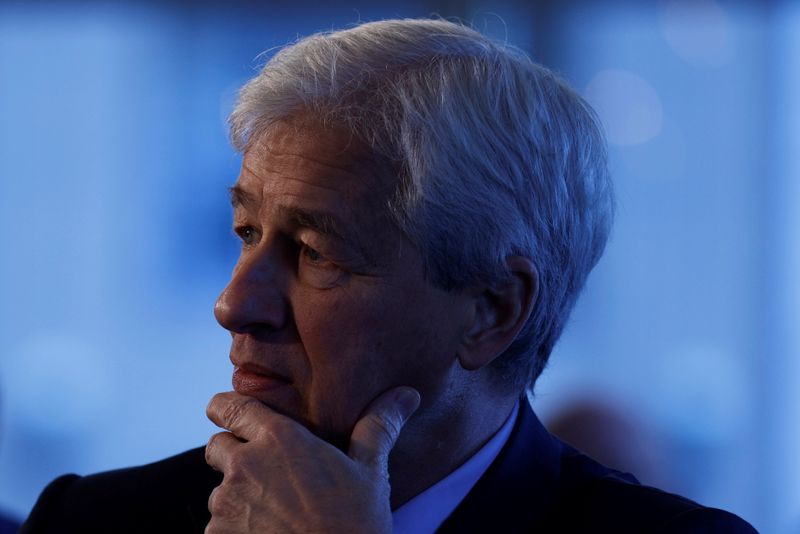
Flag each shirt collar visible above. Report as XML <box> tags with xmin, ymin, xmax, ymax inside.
<box><xmin>392</xmin><ymin>400</ymin><xmax>520</xmax><ymax>534</ymax></box>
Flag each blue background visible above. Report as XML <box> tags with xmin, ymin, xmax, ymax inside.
<box><xmin>1</xmin><ymin>1</ymin><xmax>798</xmax><ymax>532</ymax></box>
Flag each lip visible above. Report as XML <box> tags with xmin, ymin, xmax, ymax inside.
<box><xmin>233</xmin><ymin>362</ymin><xmax>290</xmax><ymax>387</ymax></box>
<box><xmin>231</xmin><ymin>364</ymin><xmax>301</xmax><ymax>415</ymax></box>
<box><xmin>235</xmin><ymin>361</ymin><xmax>291</xmax><ymax>381</ymax></box>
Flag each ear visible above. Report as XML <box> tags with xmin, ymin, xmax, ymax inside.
<box><xmin>457</xmin><ymin>256</ymin><xmax>538</xmax><ymax>371</ymax></box>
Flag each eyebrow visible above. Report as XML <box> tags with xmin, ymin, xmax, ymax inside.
<box><xmin>277</xmin><ymin>205</ymin><xmax>347</xmax><ymax>242</ymax></box>
<box><xmin>229</xmin><ymin>184</ymin><xmax>258</xmax><ymax>210</ymax></box>
<box><xmin>228</xmin><ymin>184</ymin><xmax>347</xmax><ymax>242</ymax></box>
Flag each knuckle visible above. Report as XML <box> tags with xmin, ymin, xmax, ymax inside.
<box><xmin>220</xmin><ymin>397</ymin><xmax>251</xmax><ymax>427</ymax></box>
<box><xmin>206</xmin><ymin>432</ymin><xmax>221</xmax><ymax>452</ymax></box>
<box><xmin>205</xmin><ymin>432</ymin><xmax>227</xmax><ymax>466</ymax></box>
<box><xmin>204</xmin><ymin>443</ymin><xmax>214</xmax><ymax>467</ymax></box>
<box><xmin>224</xmin><ymin>451</ymin><xmax>249</xmax><ymax>482</ymax></box>
<box><xmin>205</xmin><ymin>516</ymin><xmax>232</xmax><ymax>534</ymax></box>
<box><xmin>206</xmin><ymin>392</ymin><xmax>227</xmax><ymax>418</ymax></box>
<box><xmin>207</xmin><ymin>486</ymin><xmax>219</xmax><ymax>514</ymax></box>
<box><xmin>208</xmin><ymin>484</ymin><xmax>244</xmax><ymax>520</ymax></box>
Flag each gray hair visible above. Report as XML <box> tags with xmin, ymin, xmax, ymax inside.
<box><xmin>229</xmin><ymin>18</ymin><xmax>614</xmax><ymax>392</ymax></box>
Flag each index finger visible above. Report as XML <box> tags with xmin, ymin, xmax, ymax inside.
<box><xmin>206</xmin><ymin>391</ymin><xmax>285</xmax><ymax>442</ymax></box>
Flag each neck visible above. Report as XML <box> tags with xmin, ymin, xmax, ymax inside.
<box><xmin>387</xmin><ymin>385</ymin><xmax>517</xmax><ymax>509</ymax></box>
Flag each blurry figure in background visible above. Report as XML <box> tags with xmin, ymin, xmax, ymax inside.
<box><xmin>22</xmin><ymin>18</ymin><xmax>756</xmax><ymax>533</ymax></box>
<box><xmin>546</xmin><ymin>398</ymin><xmax>670</xmax><ymax>490</ymax></box>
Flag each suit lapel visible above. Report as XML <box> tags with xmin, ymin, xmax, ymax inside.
<box><xmin>437</xmin><ymin>399</ymin><xmax>564</xmax><ymax>533</ymax></box>
<box><xmin>178</xmin><ymin>447</ymin><xmax>222</xmax><ymax>532</ymax></box>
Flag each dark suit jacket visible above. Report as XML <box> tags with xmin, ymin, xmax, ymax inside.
<box><xmin>0</xmin><ymin>512</ymin><xmax>20</xmax><ymax>534</ymax></box>
<box><xmin>22</xmin><ymin>401</ymin><xmax>757</xmax><ymax>533</ymax></box>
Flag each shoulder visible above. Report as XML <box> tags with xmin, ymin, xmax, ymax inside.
<box><xmin>552</xmin><ymin>451</ymin><xmax>757</xmax><ymax>533</ymax></box>
<box><xmin>22</xmin><ymin>447</ymin><xmax>221</xmax><ymax>534</ymax></box>
<box><xmin>441</xmin><ymin>402</ymin><xmax>757</xmax><ymax>533</ymax></box>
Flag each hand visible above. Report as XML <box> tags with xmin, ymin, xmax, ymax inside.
<box><xmin>204</xmin><ymin>387</ymin><xmax>421</xmax><ymax>534</ymax></box>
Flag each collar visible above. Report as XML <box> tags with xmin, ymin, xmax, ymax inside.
<box><xmin>392</xmin><ymin>401</ymin><xmax>520</xmax><ymax>534</ymax></box>
<box><xmin>437</xmin><ymin>397</ymin><xmax>565</xmax><ymax>533</ymax></box>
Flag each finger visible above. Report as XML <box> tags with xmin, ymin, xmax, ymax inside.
<box><xmin>348</xmin><ymin>386</ymin><xmax>420</xmax><ymax>467</ymax></box>
<box><xmin>205</xmin><ymin>431</ymin><xmax>241</xmax><ymax>473</ymax></box>
<box><xmin>207</xmin><ymin>484</ymin><xmax>245</xmax><ymax>533</ymax></box>
<box><xmin>207</xmin><ymin>391</ymin><xmax>281</xmax><ymax>441</ymax></box>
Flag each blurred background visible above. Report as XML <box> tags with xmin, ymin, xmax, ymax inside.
<box><xmin>0</xmin><ymin>0</ymin><xmax>797</xmax><ymax>532</ymax></box>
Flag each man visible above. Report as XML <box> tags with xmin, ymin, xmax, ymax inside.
<box><xmin>22</xmin><ymin>18</ymin><xmax>756</xmax><ymax>533</ymax></box>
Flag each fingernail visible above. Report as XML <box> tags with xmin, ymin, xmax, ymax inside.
<box><xmin>395</xmin><ymin>387</ymin><xmax>421</xmax><ymax>421</ymax></box>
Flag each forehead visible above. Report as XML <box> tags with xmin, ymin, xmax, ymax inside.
<box><xmin>252</xmin><ymin>117</ymin><xmax>379</xmax><ymax>174</ymax></box>
<box><xmin>240</xmin><ymin>117</ymin><xmax>392</xmax><ymax>203</ymax></box>
<box><xmin>234</xmin><ymin>117</ymin><xmax>401</xmax><ymax>250</ymax></box>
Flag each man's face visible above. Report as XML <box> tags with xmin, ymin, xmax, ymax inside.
<box><xmin>215</xmin><ymin>117</ymin><xmax>472</xmax><ymax>448</ymax></box>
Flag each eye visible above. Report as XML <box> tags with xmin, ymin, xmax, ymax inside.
<box><xmin>297</xmin><ymin>242</ymin><xmax>345</xmax><ymax>288</ymax></box>
<box><xmin>234</xmin><ymin>225</ymin><xmax>258</xmax><ymax>246</ymax></box>
<box><xmin>301</xmin><ymin>243</ymin><xmax>326</xmax><ymax>264</ymax></box>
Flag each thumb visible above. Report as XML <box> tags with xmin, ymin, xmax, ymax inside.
<box><xmin>348</xmin><ymin>386</ymin><xmax>421</xmax><ymax>467</ymax></box>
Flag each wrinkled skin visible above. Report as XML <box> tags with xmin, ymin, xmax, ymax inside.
<box><xmin>205</xmin><ymin>389</ymin><xmax>419</xmax><ymax>534</ymax></box>
<box><xmin>208</xmin><ymin>117</ymin><xmax>475</xmax><ymax>532</ymax></box>
<box><xmin>207</xmin><ymin>116</ymin><xmax>535</xmax><ymax>532</ymax></box>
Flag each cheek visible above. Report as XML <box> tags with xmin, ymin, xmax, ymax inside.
<box><xmin>296</xmin><ymin>283</ymin><xmax>449</xmax><ymax>373</ymax></box>
<box><xmin>290</xmin><ymin>285</ymin><xmax>392</xmax><ymax>436</ymax></box>
<box><xmin>291</xmin><ymin>283</ymin><xmax>460</xmax><ymax>439</ymax></box>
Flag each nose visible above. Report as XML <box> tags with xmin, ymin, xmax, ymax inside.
<box><xmin>214</xmin><ymin>243</ymin><xmax>289</xmax><ymax>334</ymax></box>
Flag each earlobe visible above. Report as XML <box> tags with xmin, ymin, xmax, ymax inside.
<box><xmin>457</xmin><ymin>256</ymin><xmax>538</xmax><ymax>371</ymax></box>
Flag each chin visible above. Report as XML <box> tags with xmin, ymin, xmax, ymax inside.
<box><xmin>232</xmin><ymin>369</ymin><xmax>304</xmax><ymax>419</ymax></box>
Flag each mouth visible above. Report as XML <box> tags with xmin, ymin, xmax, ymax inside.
<box><xmin>230</xmin><ymin>353</ymin><xmax>304</xmax><ymax>419</ymax></box>
<box><xmin>232</xmin><ymin>362</ymin><xmax>293</xmax><ymax>396</ymax></box>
